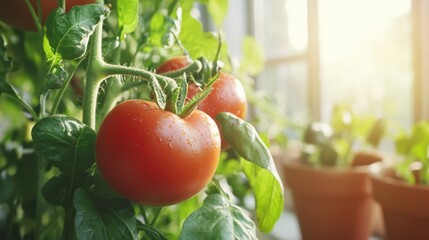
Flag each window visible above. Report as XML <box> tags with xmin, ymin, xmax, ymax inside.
<box><xmin>251</xmin><ymin>0</ymin><xmax>415</xmax><ymax>128</ymax></box>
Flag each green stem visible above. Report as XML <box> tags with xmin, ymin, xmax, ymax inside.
<box><xmin>61</xmin><ymin>202</ymin><xmax>75</xmax><ymax>240</ymax></box>
<box><xmin>102</xmin><ymin>63</ymin><xmax>178</xmax><ymax>90</ymax></box>
<box><xmin>59</xmin><ymin>16</ymin><xmax>106</xmax><ymax>240</ymax></box>
<box><xmin>121</xmin><ymin>81</ymin><xmax>147</xmax><ymax>92</ymax></box>
<box><xmin>139</xmin><ymin>206</ymin><xmax>150</xmax><ymax>224</ymax></box>
<box><xmin>212</xmin><ymin>32</ymin><xmax>223</xmax><ymax>73</ymax></box>
<box><xmin>96</xmin><ymin>42</ymin><xmax>123</xmax><ymax>128</ymax></box>
<box><xmin>173</xmin><ymin>32</ymin><xmax>189</xmax><ymax>56</ymax></box>
<box><xmin>39</xmin><ymin>92</ymin><xmax>49</xmax><ymax>118</ymax></box>
<box><xmin>51</xmin><ymin>57</ymin><xmax>86</xmax><ymax>115</ymax></box>
<box><xmin>80</xmin><ymin>0</ymin><xmax>181</xmax><ymax>127</ymax></box>
<box><xmin>24</xmin><ymin>0</ymin><xmax>43</xmax><ymax>34</ymax></box>
<box><xmin>211</xmin><ymin>177</ymin><xmax>228</xmax><ymax>197</ymax></box>
<box><xmin>150</xmin><ymin>207</ymin><xmax>163</xmax><ymax>226</ymax></box>
<box><xmin>58</xmin><ymin>0</ymin><xmax>66</xmax><ymax>9</ymax></box>
<box><xmin>34</xmin><ymin>154</ymin><xmax>47</xmax><ymax>240</ymax></box>
<box><xmin>159</xmin><ymin>60</ymin><xmax>202</xmax><ymax>78</ymax></box>
<box><xmin>82</xmin><ymin>22</ymin><xmax>107</xmax><ymax>129</ymax></box>
<box><xmin>82</xmin><ymin>73</ymin><xmax>102</xmax><ymax>129</ymax></box>
<box><xmin>9</xmin><ymin>96</ymin><xmax>39</xmax><ymax>121</ymax></box>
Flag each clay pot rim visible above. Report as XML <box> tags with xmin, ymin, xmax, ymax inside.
<box><xmin>284</xmin><ymin>159</ymin><xmax>377</xmax><ymax>175</ymax></box>
<box><xmin>369</xmin><ymin>162</ymin><xmax>429</xmax><ymax>190</ymax></box>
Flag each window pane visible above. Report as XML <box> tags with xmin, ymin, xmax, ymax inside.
<box><xmin>318</xmin><ymin>0</ymin><xmax>413</xmax><ymax>126</ymax></box>
<box><xmin>262</xmin><ymin>0</ymin><xmax>308</xmax><ymax>58</ymax></box>
<box><xmin>257</xmin><ymin>62</ymin><xmax>308</xmax><ymax>117</ymax></box>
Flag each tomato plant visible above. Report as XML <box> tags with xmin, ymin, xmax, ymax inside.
<box><xmin>0</xmin><ymin>1</ymin><xmax>284</xmax><ymax>239</ymax></box>
<box><xmin>157</xmin><ymin>57</ymin><xmax>247</xmax><ymax>149</ymax></box>
<box><xmin>0</xmin><ymin>0</ymin><xmax>95</xmax><ymax>31</ymax></box>
<box><xmin>96</xmin><ymin>100</ymin><xmax>220</xmax><ymax>206</ymax></box>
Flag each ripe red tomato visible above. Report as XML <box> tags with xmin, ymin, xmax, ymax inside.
<box><xmin>96</xmin><ymin>100</ymin><xmax>221</xmax><ymax>206</ymax></box>
<box><xmin>187</xmin><ymin>72</ymin><xmax>247</xmax><ymax>149</ymax></box>
<box><xmin>156</xmin><ymin>56</ymin><xmax>191</xmax><ymax>74</ymax></box>
<box><xmin>0</xmin><ymin>0</ymin><xmax>95</xmax><ymax>31</ymax></box>
<box><xmin>157</xmin><ymin>57</ymin><xmax>248</xmax><ymax>150</ymax></box>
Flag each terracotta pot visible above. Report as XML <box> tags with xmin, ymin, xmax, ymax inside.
<box><xmin>370</xmin><ymin>162</ymin><xmax>429</xmax><ymax>240</ymax></box>
<box><xmin>283</xmin><ymin>152</ymin><xmax>382</xmax><ymax>240</ymax></box>
<box><xmin>352</xmin><ymin>151</ymin><xmax>386</xmax><ymax>236</ymax></box>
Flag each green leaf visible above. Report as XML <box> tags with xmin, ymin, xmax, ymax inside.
<box><xmin>43</xmin><ymin>62</ymin><xmax>68</xmax><ymax>91</ymax></box>
<box><xmin>179</xmin><ymin>193</ymin><xmax>257</xmax><ymax>240</ymax></box>
<box><xmin>0</xmin><ymin>36</ymin><xmax>17</xmax><ymax>73</ymax></box>
<box><xmin>409</xmin><ymin>122</ymin><xmax>429</xmax><ymax>161</ymax></box>
<box><xmin>205</xmin><ymin>0</ymin><xmax>228</xmax><ymax>28</ymax></box>
<box><xmin>31</xmin><ymin>115</ymin><xmax>96</xmax><ymax>173</ymax></box>
<box><xmin>0</xmin><ymin>75</ymin><xmax>38</xmax><ymax>120</ymax></box>
<box><xmin>0</xmin><ymin>75</ymin><xmax>21</xmax><ymax>100</ymax></box>
<box><xmin>149</xmin><ymin>7</ymin><xmax>181</xmax><ymax>48</ymax></box>
<box><xmin>242</xmin><ymin>161</ymin><xmax>284</xmax><ymax>232</ymax></box>
<box><xmin>179</xmin><ymin>0</ymin><xmax>195</xmax><ymax>13</ymax></box>
<box><xmin>43</xmin><ymin>33</ymin><xmax>67</xmax><ymax>92</ymax></box>
<box><xmin>216</xmin><ymin>112</ymin><xmax>284</xmax><ymax>232</ymax></box>
<box><xmin>46</xmin><ymin>4</ymin><xmax>110</xmax><ymax>60</ymax></box>
<box><xmin>43</xmin><ymin>33</ymin><xmax>61</xmax><ymax>65</ymax></box>
<box><xmin>330</xmin><ymin>104</ymin><xmax>353</xmax><ymax>135</ymax></box>
<box><xmin>217</xmin><ymin>112</ymin><xmax>277</xmax><ymax>171</ymax></box>
<box><xmin>179</xmin><ymin>13</ymin><xmax>224</xmax><ymax>60</ymax></box>
<box><xmin>165</xmin><ymin>74</ymin><xmax>187</xmax><ymax>114</ymax></box>
<box><xmin>42</xmin><ymin>175</ymin><xmax>67</xmax><ymax>206</ymax></box>
<box><xmin>117</xmin><ymin>0</ymin><xmax>138</xmax><ymax>39</ymax></box>
<box><xmin>176</xmin><ymin>74</ymin><xmax>188</xmax><ymax>112</ymax></box>
<box><xmin>149</xmin><ymin>75</ymin><xmax>167</xmax><ymax>110</ymax></box>
<box><xmin>102</xmin><ymin>37</ymin><xmax>120</xmax><ymax>57</ymax></box>
<box><xmin>239</xmin><ymin>37</ymin><xmax>265</xmax><ymax>76</ymax></box>
<box><xmin>74</xmin><ymin>188</ymin><xmax>138</xmax><ymax>240</ymax></box>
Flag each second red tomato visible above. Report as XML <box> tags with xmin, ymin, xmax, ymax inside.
<box><xmin>157</xmin><ymin>57</ymin><xmax>248</xmax><ymax>149</ymax></box>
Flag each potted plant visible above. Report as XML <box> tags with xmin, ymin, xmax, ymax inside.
<box><xmin>370</xmin><ymin>121</ymin><xmax>429</xmax><ymax>240</ymax></box>
<box><xmin>281</xmin><ymin>105</ymin><xmax>386</xmax><ymax>240</ymax></box>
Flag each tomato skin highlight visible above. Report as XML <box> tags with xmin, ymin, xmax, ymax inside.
<box><xmin>0</xmin><ymin>0</ymin><xmax>95</xmax><ymax>31</ymax></box>
<box><xmin>157</xmin><ymin>57</ymin><xmax>248</xmax><ymax>150</ymax></box>
<box><xmin>96</xmin><ymin>100</ymin><xmax>220</xmax><ymax>206</ymax></box>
